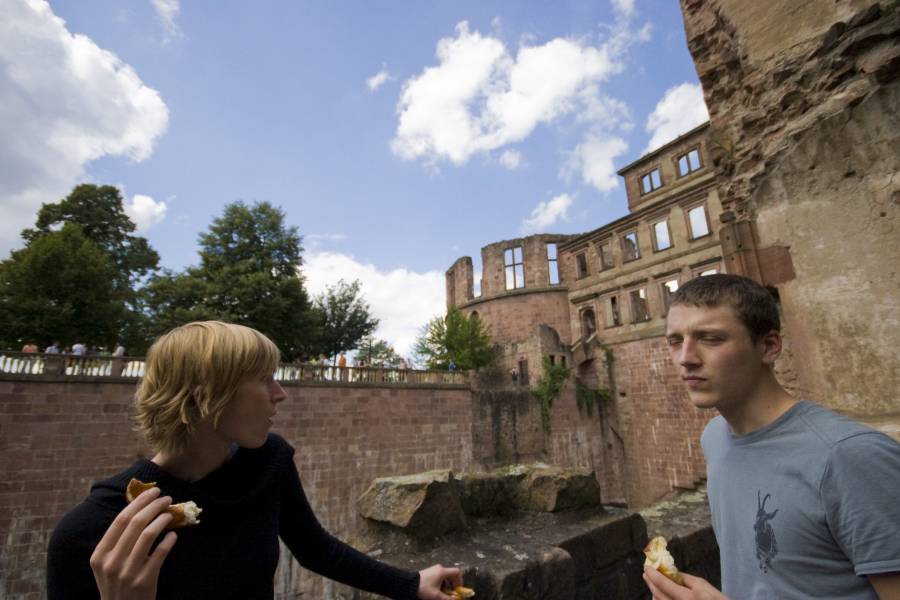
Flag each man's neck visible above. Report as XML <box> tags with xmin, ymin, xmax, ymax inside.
<box><xmin>720</xmin><ymin>375</ymin><xmax>797</xmax><ymax>436</ymax></box>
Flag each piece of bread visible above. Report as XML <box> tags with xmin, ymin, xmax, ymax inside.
<box><xmin>643</xmin><ymin>536</ymin><xmax>685</xmax><ymax>586</ymax></box>
<box><xmin>442</xmin><ymin>585</ymin><xmax>475</xmax><ymax>600</ymax></box>
<box><xmin>125</xmin><ymin>478</ymin><xmax>202</xmax><ymax>529</ymax></box>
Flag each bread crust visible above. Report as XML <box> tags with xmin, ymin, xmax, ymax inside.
<box><xmin>643</xmin><ymin>536</ymin><xmax>685</xmax><ymax>586</ymax></box>
<box><xmin>125</xmin><ymin>478</ymin><xmax>202</xmax><ymax>529</ymax></box>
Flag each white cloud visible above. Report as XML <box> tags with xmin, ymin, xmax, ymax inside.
<box><xmin>522</xmin><ymin>193</ymin><xmax>574</xmax><ymax>233</ymax></box>
<box><xmin>563</xmin><ymin>135</ymin><xmax>629</xmax><ymax>193</ymax></box>
<box><xmin>125</xmin><ymin>194</ymin><xmax>167</xmax><ymax>231</ymax></box>
<box><xmin>644</xmin><ymin>82</ymin><xmax>709</xmax><ymax>153</ymax></box>
<box><xmin>611</xmin><ymin>0</ymin><xmax>635</xmax><ymax>18</ymax></box>
<box><xmin>0</xmin><ymin>0</ymin><xmax>169</xmax><ymax>256</ymax></box>
<box><xmin>303</xmin><ymin>252</ymin><xmax>445</xmax><ymax>357</ymax></box>
<box><xmin>366</xmin><ymin>68</ymin><xmax>393</xmax><ymax>92</ymax></box>
<box><xmin>499</xmin><ymin>149</ymin><xmax>521</xmax><ymax>170</ymax></box>
<box><xmin>151</xmin><ymin>0</ymin><xmax>181</xmax><ymax>41</ymax></box>
<box><xmin>391</xmin><ymin>21</ymin><xmax>631</xmax><ymax>167</ymax></box>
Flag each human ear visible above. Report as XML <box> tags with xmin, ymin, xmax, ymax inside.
<box><xmin>760</xmin><ymin>330</ymin><xmax>782</xmax><ymax>365</ymax></box>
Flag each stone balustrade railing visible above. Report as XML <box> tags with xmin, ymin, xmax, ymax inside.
<box><xmin>0</xmin><ymin>352</ymin><xmax>469</xmax><ymax>386</ymax></box>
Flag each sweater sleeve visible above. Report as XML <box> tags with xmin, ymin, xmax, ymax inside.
<box><xmin>278</xmin><ymin>459</ymin><xmax>420</xmax><ymax>600</ymax></box>
<box><xmin>46</xmin><ymin>503</ymin><xmax>103</xmax><ymax>600</ymax></box>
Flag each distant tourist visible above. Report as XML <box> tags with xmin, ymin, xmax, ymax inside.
<box><xmin>21</xmin><ymin>342</ymin><xmax>38</xmax><ymax>353</ymax></box>
<box><xmin>47</xmin><ymin>321</ymin><xmax>463</xmax><ymax>599</ymax></box>
<box><xmin>644</xmin><ymin>274</ymin><xmax>900</xmax><ymax>600</ymax></box>
<box><xmin>448</xmin><ymin>360</ymin><xmax>457</xmax><ymax>372</ymax></box>
<box><xmin>71</xmin><ymin>342</ymin><xmax>86</xmax><ymax>356</ymax></box>
<box><xmin>112</xmin><ymin>344</ymin><xmax>126</xmax><ymax>357</ymax></box>
<box><xmin>45</xmin><ymin>342</ymin><xmax>61</xmax><ymax>354</ymax></box>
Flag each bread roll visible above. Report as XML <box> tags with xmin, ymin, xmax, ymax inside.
<box><xmin>126</xmin><ymin>478</ymin><xmax>202</xmax><ymax>529</ymax></box>
<box><xmin>643</xmin><ymin>536</ymin><xmax>685</xmax><ymax>586</ymax></box>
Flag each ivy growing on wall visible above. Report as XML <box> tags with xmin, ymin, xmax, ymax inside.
<box><xmin>575</xmin><ymin>381</ymin><xmax>612</xmax><ymax>417</ymax></box>
<box><xmin>532</xmin><ymin>357</ymin><xmax>571</xmax><ymax>433</ymax></box>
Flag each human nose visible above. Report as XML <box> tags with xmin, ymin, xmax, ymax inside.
<box><xmin>269</xmin><ymin>380</ymin><xmax>287</xmax><ymax>403</ymax></box>
<box><xmin>676</xmin><ymin>338</ymin><xmax>701</xmax><ymax>367</ymax></box>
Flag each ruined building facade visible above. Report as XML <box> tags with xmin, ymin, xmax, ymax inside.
<box><xmin>446</xmin><ymin>124</ymin><xmax>725</xmax><ymax>506</ymax></box>
<box><xmin>446</xmin><ymin>0</ymin><xmax>900</xmax><ymax>506</ymax></box>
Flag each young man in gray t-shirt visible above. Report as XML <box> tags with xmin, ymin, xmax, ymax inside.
<box><xmin>644</xmin><ymin>275</ymin><xmax>900</xmax><ymax>600</ymax></box>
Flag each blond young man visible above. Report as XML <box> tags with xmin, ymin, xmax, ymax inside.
<box><xmin>645</xmin><ymin>275</ymin><xmax>900</xmax><ymax>600</ymax></box>
<box><xmin>47</xmin><ymin>321</ymin><xmax>461</xmax><ymax>600</ymax></box>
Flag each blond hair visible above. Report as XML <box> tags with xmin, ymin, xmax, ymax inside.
<box><xmin>135</xmin><ymin>321</ymin><xmax>280</xmax><ymax>454</ymax></box>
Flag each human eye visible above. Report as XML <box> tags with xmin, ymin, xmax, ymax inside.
<box><xmin>665</xmin><ymin>336</ymin><xmax>682</xmax><ymax>347</ymax></box>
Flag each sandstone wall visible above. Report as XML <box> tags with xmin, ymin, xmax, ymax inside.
<box><xmin>606</xmin><ymin>337</ymin><xmax>710</xmax><ymax>507</ymax></box>
<box><xmin>460</xmin><ymin>289</ymin><xmax>574</xmax><ymax>346</ymax></box>
<box><xmin>680</xmin><ymin>0</ymin><xmax>900</xmax><ymax>419</ymax></box>
<box><xmin>0</xmin><ymin>378</ymin><xmax>473</xmax><ymax>600</ymax></box>
<box><xmin>1</xmin><ymin>370</ymin><xmax>704</xmax><ymax>599</ymax></box>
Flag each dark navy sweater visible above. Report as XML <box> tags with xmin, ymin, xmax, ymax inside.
<box><xmin>47</xmin><ymin>433</ymin><xmax>419</xmax><ymax>599</ymax></box>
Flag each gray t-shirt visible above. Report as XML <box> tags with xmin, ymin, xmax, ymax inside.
<box><xmin>702</xmin><ymin>400</ymin><xmax>900</xmax><ymax>599</ymax></box>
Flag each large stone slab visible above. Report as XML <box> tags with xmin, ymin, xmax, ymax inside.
<box><xmin>356</xmin><ymin>469</ymin><xmax>467</xmax><ymax>539</ymax></box>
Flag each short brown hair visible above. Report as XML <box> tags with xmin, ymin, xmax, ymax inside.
<box><xmin>135</xmin><ymin>321</ymin><xmax>280</xmax><ymax>454</ymax></box>
<box><xmin>668</xmin><ymin>274</ymin><xmax>780</xmax><ymax>342</ymax></box>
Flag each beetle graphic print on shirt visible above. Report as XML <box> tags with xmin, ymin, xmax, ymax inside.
<box><xmin>754</xmin><ymin>490</ymin><xmax>779</xmax><ymax>572</ymax></box>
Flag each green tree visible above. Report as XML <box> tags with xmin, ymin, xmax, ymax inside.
<box><xmin>0</xmin><ymin>224</ymin><xmax>121</xmax><ymax>349</ymax></box>
<box><xmin>314</xmin><ymin>279</ymin><xmax>379</xmax><ymax>362</ymax></box>
<box><xmin>145</xmin><ymin>201</ymin><xmax>318</xmax><ymax>360</ymax></box>
<box><xmin>414</xmin><ymin>307</ymin><xmax>498</xmax><ymax>370</ymax></box>
<box><xmin>3</xmin><ymin>184</ymin><xmax>159</xmax><ymax>351</ymax></box>
<box><xmin>355</xmin><ymin>336</ymin><xmax>402</xmax><ymax>367</ymax></box>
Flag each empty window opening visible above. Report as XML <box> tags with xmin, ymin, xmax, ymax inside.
<box><xmin>688</xmin><ymin>205</ymin><xmax>710</xmax><ymax>239</ymax></box>
<box><xmin>677</xmin><ymin>149</ymin><xmax>702</xmax><ymax>177</ymax></box>
<box><xmin>640</xmin><ymin>168</ymin><xmax>663</xmax><ymax>194</ymax></box>
<box><xmin>622</xmin><ymin>231</ymin><xmax>640</xmax><ymax>262</ymax></box>
<box><xmin>576</xmin><ymin>253</ymin><xmax>588</xmax><ymax>279</ymax></box>
<box><xmin>504</xmin><ymin>246</ymin><xmax>525</xmax><ymax>290</ymax></box>
<box><xmin>518</xmin><ymin>359</ymin><xmax>529</xmax><ymax>385</ymax></box>
<box><xmin>630</xmin><ymin>288</ymin><xmax>651</xmax><ymax>323</ymax></box>
<box><xmin>661</xmin><ymin>279</ymin><xmax>679</xmax><ymax>313</ymax></box>
<box><xmin>547</xmin><ymin>243</ymin><xmax>560</xmax><ymax>285</ymax></box>
<box><xmin>599</xmin><ymin>242</ymin><xmax>614</xmax><ymax>270</ymax></box>
<box><xmin>605</xmin><ymin>296</ymin><xmax>621</xmax><ymax>327</ymax></box>
<box><xmin>653</xmin><ymin>220</ymin><xmax>672</xmax><ymax>251</ymax></box>
<box><xmin>582</xmin><ymin>309</ymin><xmax>597</xmax><ymax>337</ymax></box>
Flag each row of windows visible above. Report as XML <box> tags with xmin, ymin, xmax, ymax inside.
<box><xmin>574</xmin><ymin>204</ymin><xmax>711</xmax><ymax>280</ymax></box>
<box><xmin>504</xmin><ymin>243</ymin><xmax>564</xmax><ymax>291</ymax></box>
<box><xmin>579</xmin><ymin>266</ymin><xmax>719</xmax><ymax>336</ymax></box>
<box><xmin>639</xmin><ymin>148</ymin><xmax>702</xmax><ymax>195</ymax></box>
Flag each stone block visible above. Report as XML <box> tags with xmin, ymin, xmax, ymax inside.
<box><xmin>356</xmin><ymin>469</ymin><xmax>467</xmax><ymax>539</ymax></box>
<box><xmin>517</xmin><ymin>466</ymin><xmax>602</xmax><ymax>512</ymax></box>
<box><xmin>557</xmin><ymin>513</ymin><xmax>646</xmax><ymax>573</ymax></box>
<box><xmin>498</xmin><ymin>547</ymin><xmax>576</xmax><ymax>600</ymax></box>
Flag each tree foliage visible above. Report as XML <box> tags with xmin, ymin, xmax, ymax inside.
<box><xmin>314</xmin><ymin>279</ymin><xmax>379</xmax><ymax>360</ymax></box>
<box><xmin>355</xmin><ymin>336</ymin><xmax>402</xmax><ymax>367</ymax></box>
<box><xmin>414</xmin><ymin>307</ymin><xmax>498</xmax><ymax>370</ymax></box>
<box><xmin>0</xmin><ymin>224</ymin><xmax>122</xmax><ymax>348</ymax></box>
<box><xmin>24</xmin><ymin>184</ymin><xmax>159</xmax><ymax>290</ymax></box>
<box><xmin>145</xmin><ymin>201</ymin><xmax>318</xmax><ymax>360</ymax></box>
<box><xmin>1</xmin><ymin>185</ymin><xmax>159</xmax><ymax>350</ymax></box>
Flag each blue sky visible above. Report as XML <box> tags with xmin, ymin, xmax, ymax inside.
<box><xmin>0</xmin><ymin>0</ymin><xmax>709</xmax><ymax>355</ymax></box>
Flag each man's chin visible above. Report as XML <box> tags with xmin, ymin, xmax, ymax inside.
<box><xmin>687</xmin><ymin>391</ymin><xmax>720</xmax><ymax>410</ymax></box>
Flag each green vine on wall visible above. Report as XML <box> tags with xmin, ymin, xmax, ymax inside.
<box><xmin>575</xmin><ymin>381</ymin><xmax>612</xmax><ymax>417</ymax></box>
<box><xmin>532</xmin><ymin>357</ymin><xmax>571</xmax><ymax>433</ymax></box>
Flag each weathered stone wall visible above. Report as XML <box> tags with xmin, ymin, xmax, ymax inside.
<box><xmin>446</xmin><ymin>256</ymin><xmax>474</xmax><ymax>309</ymax></box>
<box><xmin>2</xmin><ymin>372</ymin><xmax>689</xmax><ymax>599</ymax></box>
<box><xmin>459</xmin><ymin>289</ymin><xmax>574</xmax><ymax>347</ymax></box>
<box><xmin>0</xmin><ymin>378</ymin><xmax>473</xmax><ymax>600</ymax></box>
<box><xmin>680</xmin><ymin>0</ymin><xmax>900</xmax><ymax>419</ymax></box>
<box><xmin>607</xmin><ymin>337</ymin><xmax>710</xmax><ymax>507</ymax></box>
